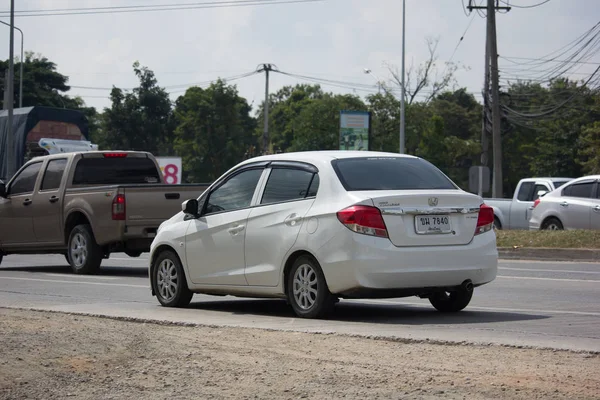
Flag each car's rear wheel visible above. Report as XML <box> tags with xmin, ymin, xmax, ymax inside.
<box><xmin>429</xmin><ymin>288</ymin><xmax>473</xmax><ymax>312</ymax></box>
<box><xmin>542</xmin><ymin>217</ymin><xmax>563</xmax><ymax>230</ymax></box>
<box><xmin>152</xmin><ymin>250</ymin><xmax>193</xmax><ymax>308</ymax></box>
<box><xmin>68</xmin><ymin>224</ymin><xmax>102</xmax><ymax>274</ymax></box>
<box><xmin>286</xmin><ymin>255</ymin><xmax>336</xmax><ymax>319</ymax></box>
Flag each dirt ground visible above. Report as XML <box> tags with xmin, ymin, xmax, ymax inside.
<box><xmin>0</xmin><ymin>308</ymin><xmax>598</xmax><ymax>400</ymax></box>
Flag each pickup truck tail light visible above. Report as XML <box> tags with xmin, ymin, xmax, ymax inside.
<box><xmin>475</xmin><ymin>204</ymin><xmax>494</xmax><ymax>235</ymax></box>
<box><xmin>112</xmin><ymin>194</ymin><xmax>126</xmax><ymax>220</ymax></box>
<box><xmin>533</xmin><ymin>198</ymin><xmax>541</xmax><ymax>208</ymax></box>
<box><xmin>337</xmin><ymin>205</ymin><xmax>389</xmax><ymax>238</ymax></box>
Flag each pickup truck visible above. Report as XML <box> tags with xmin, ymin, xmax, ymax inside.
<box><xmin>0</xmin><ymin>151</ymin><xmax>209</xmax><ymax>274</ymax></box>
<box><xmin>485</xmin><ymin>177</ymin><xmax>572</xmax><ymax>229</ymax></box>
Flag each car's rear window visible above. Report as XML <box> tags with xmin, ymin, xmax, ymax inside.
<box><xmin>72</xmin><ymin>157</ymin><xmax>161</xmax><ymax>185</ymax></box>
<box><xmin>332</xmin><ymin>157</ymin><xmax>457</xmax><ymax>191</ymax></box>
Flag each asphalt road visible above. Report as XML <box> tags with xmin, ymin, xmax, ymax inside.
<box><xmin>1</xmin><ymin>253</ymin><xmax>599</xmax><ymax>352</ymax></box>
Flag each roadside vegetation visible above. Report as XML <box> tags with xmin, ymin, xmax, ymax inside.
<box><xmin>496</xmin><ymin>229</ymin><xmax>600</xmax><ymax>249</ymax></box>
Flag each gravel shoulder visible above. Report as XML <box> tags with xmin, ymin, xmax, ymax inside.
<box><xmin>1</xmin><ymin>308</ymin><xmax>598</xmax><ymax>400</ymax></box>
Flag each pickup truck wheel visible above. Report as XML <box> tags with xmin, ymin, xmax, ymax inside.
<box><xmin>125</xmin><ymin>251</ymin><xmax>142</xmax><ymax>258</ymax></box>
<box><xmin>542</xmin><ymin>217</ymin><xmax>563</xmax><ymax>230</ymax></box>
<box><xmin>429</xmin><ymin>288</ymin><xmax>473</xmax><ymax>313</ymax></box>
<box><xmin>68</xmin><ymin>224</ymin><xmax>102</xmax><ymax>274</ymax></box>
<box><xmin>152</xmin><ymin>251</ymin><xmax>193</xmax><ymax>308</ymax></box>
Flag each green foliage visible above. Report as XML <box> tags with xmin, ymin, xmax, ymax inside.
<box><xmin>100</xmin><ymin>62</ymin><xmax>174</xmax><ymax>155</ymax></box>
<box><xmin>173</xmin><ymin>80</ymin><xmax>256</xmax><ymax>182</ymax></box>
<box><xmin>579</xmin><ymin>121</ymin><xmax>600</xmax><ymax>174</ymax></box>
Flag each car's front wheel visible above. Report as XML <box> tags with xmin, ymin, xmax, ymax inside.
<box><xmin>152</xmin><ymin>250</ymin><xmax>193</xmax><ymax>308</ymax></box>
<box><xmin>287</xmin><ymin>255</ymin><xmax>336</xmax><ymax>319</ymax></box>
<box><xmin>429</xmin><ymin>288</ymin><xmax>473</xmax><ymax>312</ymax></box>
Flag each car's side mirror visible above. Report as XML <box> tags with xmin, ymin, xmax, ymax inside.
<box><xmin>182</xmin><ymin>199</ymin><xmax>199</xmax><ymax>218</ymax></box>
<box><xmin>0</xmin><ymin>180</ymin><xmax>6</xmax><ymax>198</ymax></box>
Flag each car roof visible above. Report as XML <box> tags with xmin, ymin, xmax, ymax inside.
<box><xmin>242</xmin><ymin>150</ymin><xmax>418</xmax><ymax>166</ymax></box>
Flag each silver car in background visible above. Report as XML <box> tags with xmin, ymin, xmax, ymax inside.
<box><xmin>529</xmin><ymin>175</ymin><xmax>600</xmax><ymax>230</ymax></box>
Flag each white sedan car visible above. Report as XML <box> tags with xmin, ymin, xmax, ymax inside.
<box><xmin>149</xmin><ymin>151</ymin><xmax>498</xmax><ymax>318</ymax></box>
<box><xmin>529</xmin><ymin>175</ymin><xmax>600</xmax><ymax>230</ymax></box>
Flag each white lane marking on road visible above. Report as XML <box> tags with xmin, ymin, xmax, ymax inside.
<box><xmin>499</xmin><ymin>267</ymin><xmax>600</xmax><ymax>274</ymax></box>
<box><xmin>498</xmin><ymin>275</ymin><xmax>600</xmax><ymax>283</ymax></box>
<box><xmin>499</xmin><ymin>259</ymin><xmax>600</xmax><ymax>265</ymax></box>
<box><xmin>0</xmin><ymin>277</ymin><xmax>147</xmax><ymax>288</ymax></box>
<box><xmin>44</xmin><ymin>273</ymin><xmax>119</xmax><ymax>280</ymax></box>
<box><xmin>351</xmin><ymin>299</ymin><xmax>600</xmax><ymax>317</ymax></box>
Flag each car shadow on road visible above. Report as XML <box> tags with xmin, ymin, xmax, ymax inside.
<box><xmin>0</xmin><ymin>265</ymin><xmax>148</xmax><ymax>278</ymax></box>
<box><xmin>187</xmin><ymin>298</ymin><xmax>550</xmax><ymax>325</ymax></box>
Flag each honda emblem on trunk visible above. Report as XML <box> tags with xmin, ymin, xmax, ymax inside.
<box><xmin>428</xmin><ymin>197</ymin><xmax>439</xmax><ymax>206</ymax></box>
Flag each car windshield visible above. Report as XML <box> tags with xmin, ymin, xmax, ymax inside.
<box><xmin>332</xmin><ymin>157</ymin><xmax>457</xmax><ymax>191</ymax></box>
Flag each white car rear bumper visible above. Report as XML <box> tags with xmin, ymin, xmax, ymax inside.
<box><xmin>316</xmin><ymin>230</ymin><xmax>498</xmax><ymax>296</ymax></box>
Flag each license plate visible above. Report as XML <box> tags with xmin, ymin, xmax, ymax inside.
<box><xmin>415</xmin><ymin>215</ymin><xmax>452</xmax><ymax>235</ymax></box>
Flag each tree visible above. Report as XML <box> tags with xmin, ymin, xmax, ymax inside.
<box><xmin>386</xmin><ymin>38</ymin><xmax>462</xmax><ymax>104</ymax></box>
<box><xmin>173</xmin><ymin>80</ymin><xmax>256</xmax><ymax>182</ymax></box>
<box><xmin>579</xmin><ymin>121</ymin><xmax>600</xmax><ymax>174</ymax></box>
<box><xmin>288</xmin><ymin>93</ymin><xmax>367</xmax><ymax>151</ymax></box>
<box><xmin>101</xmin><ymin>62</ymin><xmax>173</xmax><ymax>155</ymax></box>
<box><xmin>0</xmin><ymin>52</ymin><xmax>83</xmax><ymax>109</ymax></box>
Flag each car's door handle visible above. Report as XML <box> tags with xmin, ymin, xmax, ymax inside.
<box><xmin>560</xmin><ymin>202</ymin><xmax>569</xmax><ymax>207</ymax></box>
<box><xmin>49</xmin><ymin>196</ymin><xmax>59</xmax><ymax>203</ymax></box>
<box><xmin>527</xmin><ymin>206</ymin><xmax>534</xmax><ymax>210</ymax></box>
<box><xmin>594</xmin><ymin>205</ymin><xmax>600</xmax><ymax>213</ymax></box>
<box><xmin>227</xmin><ymin>225</ymin><xmax>245</xmax><ymax>235</ymax></box>
<box><xmin>22</xmin><ymin>199</ymin><xmax>32</xmax><ymax>206</ymax></box>
<box><xmin>284</xmin><ymin>213</ymin><xmax>303</xmax><ymax>226</ymax></box>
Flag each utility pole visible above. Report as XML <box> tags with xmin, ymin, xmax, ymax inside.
<box><xmin>468</xmin><ymin>0</ymin><xmax>510</xmax><ymax>198</ymax></box>
<box><xmin>257</xmin><ymin>63</ymin><xmax>275</xmax><ymax>155</ymax></box>
<box><xmin>6</xmin><ymin>0</ymin><xmax>16</xmax><ymax>178</ymax></box>
<box><xmin>399</xmin><ymin>0</ymin><xmax>406</xmax><ymax>154</ymax></box>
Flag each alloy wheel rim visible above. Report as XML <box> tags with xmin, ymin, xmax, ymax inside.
<box><xmin>157</xmin><ymin>259</ymin><xmax>178</xmax><ymax>302</ymax></box>
<box><xmin>70</xmin><ymin>233</ymin><xmax>88</xmax><ymax>267</ymax></box>
<box><xmin>293</xmin><ymin>264</ymin><xmax>318</xmax><ymax>310</ymax></box>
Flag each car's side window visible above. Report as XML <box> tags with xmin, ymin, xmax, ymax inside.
<box><xmin>562</xmin><ymin>182</ymin><xmax>594</xmax><ymax>199</ymax></box>
<box><xmin>204</xmin><ymin>168</ymin><xmax>263</xmax><ymax>215</ymax></box>
<box><xmin>40</xmin><ymin>159</ymin><xmax>68</xmax><ymax>191</ymax></box>
<box><xmin>260</xmin><ymin>168</ymin><xmax>317</xmax><ymax>205</ymax></box>
<box><xmin>517</xmin><ymin>182</ymin><xmax>534</xmax><ymax>201</ymax></box>
<box><xmin>8</xmin><ymin>162</ymin><xmax>43</xmax><ymax>196</ymax></box>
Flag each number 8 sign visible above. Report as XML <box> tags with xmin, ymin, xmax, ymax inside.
<box><xmin>156</xmin><ymin>157</ymin><xmax>182</xmax><ymax>185</ymax></box>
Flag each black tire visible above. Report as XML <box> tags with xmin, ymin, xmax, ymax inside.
<box><xmin>493</xmin><ymin>217</ymin><xmax>502</xmax><ymax>230</ymax></box>
<box><xmin>429</xmin><ymin>289</ymin><xmax>473</xmax><ymax>313</ymax></box>
<box><xmin>125</xmin><ymin>251</ymin><xmax>142</xmax><ymax>258</ymax></box>
<box><xmin>286</xmin><ymin>255</ymin><xmax>336</xmax><ymax>319</ymax></box>
<box><xmin>151</xmin><ymin>250</ymin><xmax>193</xmax><ymax>308</ymax></box>
<box><xmin>541</xmin><ymin>217</ymin><xmax>564</xmax><ymax>231</ymax></box>
<box><xmin>67</xmin><ymin>224</ymin><xmax>102</xmax><ymax>274</ymax></box>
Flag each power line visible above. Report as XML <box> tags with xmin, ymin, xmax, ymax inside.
<box><xmin>0</xmin><ymin>0</ymin><xmax>322</xmax><ymax>17</ymax></box>
<box><xmin>501</xmin><ymin>56</ymin><xmax>600</xmax><ymax>65</ymax></box>
<box><xmin>499</xmin><ymin>0</ymin><xmax>551</xmax><ymax>9</ymax></box>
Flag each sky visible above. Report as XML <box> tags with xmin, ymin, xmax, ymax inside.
<box><xmin>1</xmin><ymin>0</ymin><xmax>599</xmax><ymax>113</ymax></box>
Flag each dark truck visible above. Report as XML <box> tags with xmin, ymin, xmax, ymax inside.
<box><xmin>0</xmin><ymin>151</ymin><xmax>209</xmax><ymax>274</ymax></box>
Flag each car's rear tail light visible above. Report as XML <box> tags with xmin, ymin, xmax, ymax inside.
<box><xmin>475</xmin><ymin>204</ymin><xmax>494</xmax><ymax>235</ymax></box>
<box><xmin>533</xmin><ymin>198</ymin><xmax>541</xmax><ymax>208</ymax></box>
<box><xmin>112</xmin><ymin>194</ymin><xmax>126</xmax><ymax>220</ymax></box>
<box><xmin>103</xmin><ymin>152</ymin><xmax>128</xmax><ymax>158</ymax></box>
<box><xmin>337</xmin><ymin>205</ymin><xmax>388</xmax><ymax>238</ymax></box>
